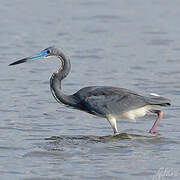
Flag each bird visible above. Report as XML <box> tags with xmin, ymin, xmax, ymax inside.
<box><xmin>9</xmin><ymin>46</ymin><xmax>171</xmax><ymax>135</ymax></box>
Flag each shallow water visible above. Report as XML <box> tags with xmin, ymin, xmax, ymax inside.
<box><xmin>1</xmin><ymin>0</ymin><xmax>180</xmax><ymax>179</ymax></box>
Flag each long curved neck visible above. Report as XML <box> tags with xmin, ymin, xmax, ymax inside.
<box><xmin>50</xmin><ymin>52</ymin><xmax>76</xmax><ymax>107</ymax></box>
<box><xmin>55</xmin><ymin>53</ymin><xmax>71</xmax><ymax>81</ymax></box>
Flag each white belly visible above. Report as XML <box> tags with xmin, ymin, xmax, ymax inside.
<box><xmin>120</xmin><ymin>105</ymin><xmax>157</xmax><ymax>120</ymax></box>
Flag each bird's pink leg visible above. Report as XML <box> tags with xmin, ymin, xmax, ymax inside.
<box><xmin>149</xmin><ymin>110</ymin><xmax>163</xmax><ymax>134</ymax></box>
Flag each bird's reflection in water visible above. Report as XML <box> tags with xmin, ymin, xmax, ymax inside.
<box><xmin>44</xmin><ymin>132</ymin><xmax>161</xmax><ymax>144</ymax></box>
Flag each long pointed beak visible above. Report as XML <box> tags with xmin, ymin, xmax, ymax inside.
<box><xmin>9</xmin><ymin>52</ymin><xmax>47</xmax><ymax>66</ymax></box>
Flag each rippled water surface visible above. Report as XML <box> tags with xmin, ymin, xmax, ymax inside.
<box><xmin>1</xmin><ymin>0</ymin><xmax>180</xmax><ymax>179</ymax></box>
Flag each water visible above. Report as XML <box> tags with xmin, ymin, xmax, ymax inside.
<box><xmin>1</xmin><ymin>0</ymin><xmax>180</xmax><ymax>179</ymax></box>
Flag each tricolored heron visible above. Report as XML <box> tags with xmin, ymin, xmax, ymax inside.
<box><xmin>9</xmin><ymin>46</ymin><xmax>171</xmax><ymax>135</ymax></box>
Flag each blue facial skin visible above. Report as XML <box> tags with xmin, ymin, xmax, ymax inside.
<box><xmin>28</xmin><ymin>50</ymin><xmax>49</xmax><ymax>61</ymax></box>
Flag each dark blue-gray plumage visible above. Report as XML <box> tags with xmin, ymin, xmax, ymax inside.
<box><xmin>9</xmin><ymin>46</ymin><xmax>171</xmax><ymax>135</ymax></box>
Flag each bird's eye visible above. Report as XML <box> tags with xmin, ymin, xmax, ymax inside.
<box><xmin>46</xmin><ymin>50</ymin><xmax>50</xmax><ymax>54</ymax></box>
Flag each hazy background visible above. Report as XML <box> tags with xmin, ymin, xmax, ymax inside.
<box><xmin>0</xmin><ymin>0</ymin><xmax>180</xmax><ymax>179</ymax></box>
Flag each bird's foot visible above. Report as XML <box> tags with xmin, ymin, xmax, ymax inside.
<box><xmin>149</xmin><ymin>130</ymin><xmax>156</xmax><ymax>134</ymax></box>
<box><xmin>113</xmin><ymin>132</ymin><xmax>119</xmax><ymax>136</ymax></box>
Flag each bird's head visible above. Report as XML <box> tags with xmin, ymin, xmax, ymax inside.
<box><xmin>9</xmin><ymin>46</ymin><xmax>61</xmax><ymax>66</ymax></box>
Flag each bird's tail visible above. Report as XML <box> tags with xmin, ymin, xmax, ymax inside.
<box><xmin>145</xmin><ymin>94</ymin><xmax>171</xmax><ymax>107</ymax></box>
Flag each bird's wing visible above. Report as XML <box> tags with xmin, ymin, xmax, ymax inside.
<box><xmin>75</xmin><ymin>86</ymin><xmax>147</xmax><ymax>116</ymax></box>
